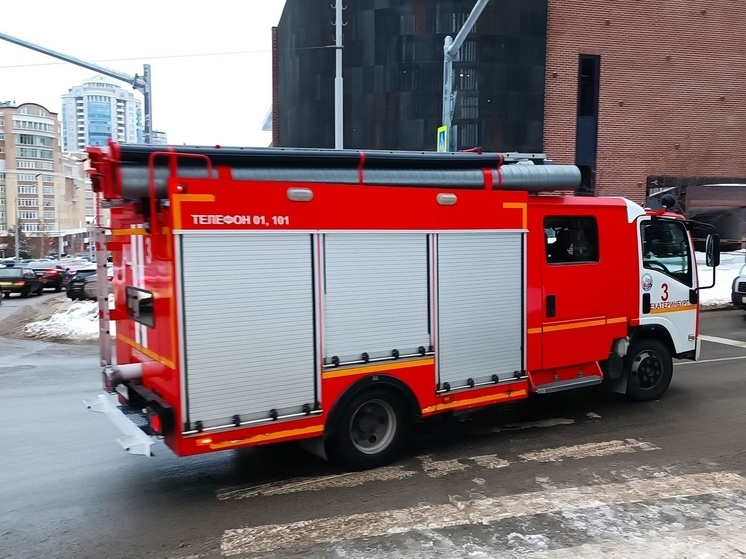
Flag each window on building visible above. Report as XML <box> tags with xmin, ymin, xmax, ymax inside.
<box><xmin>544</xmin><ymin>216</ymin><xmax>599</xmax><ymax>264</ymax></box>
<box><xmin>17</xmin><ymin>160</ymin><xmax>37</xmax><ymax>169</ymax></box>
<box><xmin>43</xmin><ymin>211</ymin><xmax>55</xmax><ymax>220</ymax></box>
<box><xmin>43</xmin><ymin>187</ymin><xmax>54</xmax><ymax>195</ymax></box>
<box><xmin>19</xmin><ymin>210</ymin><xmax>38</xmax><ymax>219</ymax></box>
<box><xmin>18</xmin><ymin>186</ymin><xmax>38</xmax><ymax>195</ymax></box>
<box><xmin>578</xmin><ymin>55</ymin><xmax>601</xmax><ymax>118</ymax></box>
<box><xmin>43</xmin><ymin>200</ymin><xmax>54</xmax><ymax>207</ymax></box>
<box><xmin>22</xmin><ymin>224</ymin><xmax>39</xmax><ymax>233</ymax></box>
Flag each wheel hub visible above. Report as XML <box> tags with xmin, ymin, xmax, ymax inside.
<box><xmin>632</xmin><ymin>350</ymin><xmax>663</xmax><ymax>389</ymax></box>
<box><xmin>349</xmin><ymin>399</ymin><xmax>396</xmax><ymax>455</ymax></box>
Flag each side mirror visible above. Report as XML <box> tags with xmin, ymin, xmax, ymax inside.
<box><xmin>705</xmin><ymin>233</ymin><xmax>720</xmax><ymax>267</ymax></box>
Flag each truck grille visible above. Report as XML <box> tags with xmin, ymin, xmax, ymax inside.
<box><xmin>738</xmin><ymin>282</ymin><xmax>746</xmax><ymax>293</ymax></box>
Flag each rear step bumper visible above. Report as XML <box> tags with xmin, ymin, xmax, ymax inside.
<box><xmin>84</xmin><ymin>393</ymin><xmax>155</xmax><ymax>456</ymax></box>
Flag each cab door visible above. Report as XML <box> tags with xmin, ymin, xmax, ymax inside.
<box><xmin>638</xmin><ymin>218</ymin><xmax>697</xmax><ymax>354</ymax></box>
<box><xmin>540</xmin><ymin>214</ymin><xmax>619</xmax><ymax>370</ymax></box>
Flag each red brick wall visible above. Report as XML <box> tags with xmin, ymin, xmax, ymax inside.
<box><xmin>545</xmin><ymin>0</ymin><xmax>746</xmax><ymax>202</ymax></box>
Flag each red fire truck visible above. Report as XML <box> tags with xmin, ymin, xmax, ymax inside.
<box><xmin>84</xmin><ymin>142</ymin><xmax>719</xmax><ymax>470</ymax></box>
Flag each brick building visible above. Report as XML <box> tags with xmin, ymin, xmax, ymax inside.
<box><xmin>273</xmin><ymin>1</ymin><xmax>745</xmax><ymax>242</ymax></box>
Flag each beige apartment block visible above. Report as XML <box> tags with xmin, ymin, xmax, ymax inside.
<box><xmin>0</xmin><ymin>101</ymin><xmax>90</xmax><ymax>258</ymax></box>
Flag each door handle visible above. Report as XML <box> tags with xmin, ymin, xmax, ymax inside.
<box><xmin>546</xmin><ymin>295</ymin><xmax>556</xmax><ymax>318</ymax></box>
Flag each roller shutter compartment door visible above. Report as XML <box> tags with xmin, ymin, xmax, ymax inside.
<box><xmin>323</xmin><ymin>233</ymin><xmax>430</xmax><ymax>365</ymax></box>
<box><xmin>437</xmin><ymin>232</ymin><xmax>524</xmax><ymax>388</ymax></box>
<box><xmin>180</xmin><ymin>233</ymin><xmax>316</xmax><ymax>429</ymax></box>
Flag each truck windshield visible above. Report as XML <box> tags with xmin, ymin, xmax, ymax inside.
<box><xmin>640</xmin><ymin>219</ymin><xmax>692</xmax><ymax>286</ymax></box>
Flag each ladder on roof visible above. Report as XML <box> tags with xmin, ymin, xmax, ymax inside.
<box><xmin>92</xmin><ymin>224</ymin><xmax>113</xmax><ymax>368</ymax></box>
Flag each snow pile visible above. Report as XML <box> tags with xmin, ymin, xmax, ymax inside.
<box><xmin>21</xmin><ymin>295</ymin><xmax>116</xmax><ymax>343</ymax></box>
<box><xmin>15</xmin><ymin>251</ymin><xmax>746</xmax><ymax>343</ymax></box>
<box><xmin>23</xmin><ymin>300</ymin><xmax>100</xmax><ymax>342</ymax></box>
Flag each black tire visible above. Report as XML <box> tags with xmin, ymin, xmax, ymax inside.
<box><xmin>624</xmin><ymin>338</ymin><xmax>673</xmax><ymax>401</ymax></box>
<box><xmin>36</xmin><ymin>285</ymin><xmax>44</xmax><ymax>296</ymax></box>
<box><xmin>20</xmin><ymin>287</ymin><xmax>30</xmax><ymax>299</ymax></box>
<box><xmin>326</xmin><ymin>389</ymin><xmax>409</xmax><ymax>471</ymax></box>
<box><xmin>54</xmin><ymin>283</ymin><xmax>62</xmax><ymax>292</ymax></box>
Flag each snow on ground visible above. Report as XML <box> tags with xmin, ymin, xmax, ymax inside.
<box><xmin>12</xmin><ymin>251</ymin><xmax>746</xmax><ymax>343</ymax></box>
<box><xmin>697</xmin><ymin>249</ymin><xmax>745</xmax><ymax>307</ymax></box>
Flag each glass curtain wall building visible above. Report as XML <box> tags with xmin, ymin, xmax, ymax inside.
<box><xmin>275</xmin><ymin>0</ymin><xmax>547</xmax><ymax>152</ymax></box>
<box><xmin>61</xmin><ymin>75</ymin><xmax>143</xmax><ymax>151</ymax></box>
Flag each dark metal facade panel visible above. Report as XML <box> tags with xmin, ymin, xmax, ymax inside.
<box><xmin>276</xmin><ymin>0</ymin><xmax>548</xmax><ymax>152</ymax></box>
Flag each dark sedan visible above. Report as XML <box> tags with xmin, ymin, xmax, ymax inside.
<box><xmin>66</xmin><ymin>266</ymin><xmax>98</xmax><ymax>300</ymax></box>
<box><xmin>0</xmin><ymin>267</ymin><xmax>44</xmax><ymax>298</ymax></box>
<box><xmin>27</xmin><ymin>262</ymin><xmax>66</xmax><ymax>292</ymax></box>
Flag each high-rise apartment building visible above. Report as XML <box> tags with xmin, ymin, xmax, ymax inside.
<box><xmin>61</xmin><ymin>75</ymin><xmax>143</xmax><ymax>151</ymax></box>
<box><xmin>0</xmin><ymin>102</ymin><xmax>88</xmax><ymax>258</ymax></box>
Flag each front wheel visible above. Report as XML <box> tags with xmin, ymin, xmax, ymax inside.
<box><xmin>624</xmin><ymin>338</ymin><xmax>673</xmax><ymax>401</ymax></box>
<box><xmin>326</xmin><ymin>389</ymin><xmax>409</xmax><ymax>471</ymax></box>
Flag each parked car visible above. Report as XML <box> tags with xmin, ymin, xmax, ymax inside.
<box><xmin>26</xmin><ymin>262</ymin><xmax>66</xmax><ymax>292</ymax></box>
<box><xmin>83</xmin><ymin>266</ymin><xmax>114</xmax><ymax>300</ymax></box>
<box><xmin>61</xmin><ymin>259</ymin><xmax>97</xmax><ymax>289</ymax></box>
<box><xmin>0</xmin><ymin>267</ymin><xmax>43</xmax><ymax>298</ymax></box>
<box><xmin>66</xmin><ymin>266</ymin><xmax>98</xmax><ymax>300</ymax></box>
<box><xmin>732</xmin><ymin>263</ymin><xmax>746</xmax><ymax>311</ymax></box>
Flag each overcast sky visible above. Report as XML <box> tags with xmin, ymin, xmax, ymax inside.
<box><xmin>0</xmin><ymin>0</ymin><xmax>287</xmax><ymax>147</ymax></box>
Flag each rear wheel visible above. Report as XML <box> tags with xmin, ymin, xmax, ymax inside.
<box><xmin>624</xmin><ymin>338</ymin><xmax>673</xmax><ymax>401</ymax></box>
<box><xmin>20</xmin><ymin>287</ymin><xmax>30</xmax><ymax>299</ymax></box>
<box><xmin>326</xmin><ymin>389</ymin><xmax>409</xmax><ymax>471</ymax></box>
<box><xmin>36</xmin><ymin>285</ymin><xmax>44</xmax><ymax>296</ymax></box>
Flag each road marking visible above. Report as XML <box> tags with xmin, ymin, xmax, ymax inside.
<box><xmin>676</xmin><ymin>355</ymin><xmax>746</xmax><ymax>366</ymax></box>
<box><xmin>216</xmin><ymin>465</ymin><xmax>416</xmax><ymax>500</ymax></box>
<box><xmin>470</xmin><ymin>455</ymin><xmax>510</xmax><ymax>469</ymax></box>
<box><xmin>221</xmin><ymin>439</ymin><xmax>661</xmax><ymax>499</ymax></box>
<box><xmin>518</xmin><ymin>439</ymin><xmax>659</xmax><ymax>463</ymax></box>
<box><xmin>419</xmin><ymin>455</ymin><xmax>468</xmax><ymax>477</ymax></box>
<box><xmin>220</xmin><ymin>471</ymin><xmax>746</xmax><ymax>556</ymax></box>
<box><xmin>699</xmin><ymin>334</ymin><xmax>746</xmax><ymax>349</ymax></box>
<box><xmin>419</xmin><ymin>439</ymin><xmax>657</xmax><ymax>478</ymax></box>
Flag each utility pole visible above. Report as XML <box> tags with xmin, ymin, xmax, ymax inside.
<box><xmin>441</xmin><ymin>0</ymin><xmax>490</xmax><ymax>152</ymax></box>
<box><xmin>333</xmin><ymin>2</ymin><xmax>345</xmax><ymax>149</ymax></box>
<box><xmin>0</xmin><ymin>32</ymin><xmax>153</xmax><ymax>143</ymax></box>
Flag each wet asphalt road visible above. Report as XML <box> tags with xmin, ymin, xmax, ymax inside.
<box><xmin>0</xmin><ymin>307</ymin><xmax>745</xmax><ymax>558</ymax></box>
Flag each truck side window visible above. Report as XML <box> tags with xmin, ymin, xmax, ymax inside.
<box><xmin>126</xmin><ymin>286</ymin><xmax>155</xmax><ymax>328</ymax></box>
<box><xmin>544</xmin><ymin>216</ymin><xmax>599</xmax><ymax>264</ymax></box>
<box><xmin>640</xmin><ymin>220</ymin><xmax>692</xmax><ymax>286</ymax></box>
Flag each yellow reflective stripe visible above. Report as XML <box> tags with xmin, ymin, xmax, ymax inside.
<box><xmin>172</xmin><ymin>193</ymin><xmax>216</xmax><ymax>230</ymax></box>
<box><xmin>422</xmin><ymin>389</ymin><xmax>528</xmax><ymax>415</ymax></box>
<box><xmin>117</xmin><ymin>334</ymin><xmax>175</xmax><ymax>369</ymax></box>
<box><xmin>195</xmin><ymin>425</ymin><xmax>324</xmax><ymax>450</ymax></box>
<box><xmin>650</xmin><ymin>304</ymin><xmax>697</xmax><ymax>314</ymax></box>
<box><xmin>529</xmin><ymin>316</ymin><xmax>627</xmax><ymax>334</ymax></box>
<box><xmin>502</xmin><ymin>202</ymin><xmax>528</xmax><ymax>229</ymax></box>
<box><xmin>322</xmin><ymin>358</ymin><xmax>435</xmax><ymax>380</ymax></box>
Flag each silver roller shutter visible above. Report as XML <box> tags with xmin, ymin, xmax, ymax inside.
<box><xmin>323</xmin><ymin>233</ymin><xmax>430</xmax><ymax>365</ymax></box>
<box><xmin>437</xmin><ymin>232</ymin><xmax>524</xmax><ymax>388</ymax></box>
<box><xmin>180</xmin><ymin>233</ymin><xmax>316</xmax><ymax>428</ymax></box>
